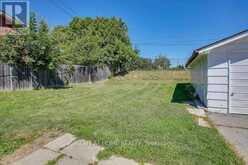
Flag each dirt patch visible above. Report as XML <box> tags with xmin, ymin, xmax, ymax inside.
<box><xmin>0</xmin><ymin>131</ymin><xmax>61</xmax><ymax>165</ymax></box>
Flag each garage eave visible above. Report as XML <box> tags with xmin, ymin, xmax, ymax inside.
<box><xmin>186</xmin><ymin>51</ymin><xmax>199</xmax><ymax>68</ymax></box>
<box><xmin>186</xmin><ymin>29</ymin><xmax>248</xmax><ymax>68</ymax></box>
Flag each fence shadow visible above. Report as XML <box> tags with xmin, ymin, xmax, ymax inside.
<box><xmin>171</xmin><ymin>83</ymin><xmax>194</xmax><ymax>103</ymax></box>
<box><xmin>32</xmin><ymin>69</ymin><xmax>65</xmax><ymax>89</ymax></box>
<box><xmin>113</xmin><ymin>70</ymin><xmax>128</xmax><ymax>77</ymax></box>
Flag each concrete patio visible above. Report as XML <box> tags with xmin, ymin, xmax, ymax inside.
<box><xmin>208</xmin><ymin>113</ymin><xmax>248</xmax><ymax>163</ymax></box>
<box><xmin>9</xmin><ymin>133</ymin><xmax>152</xmax><ymax>165</ymax></box>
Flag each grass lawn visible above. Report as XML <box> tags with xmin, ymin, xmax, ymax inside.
<box><xmin>0</xmin><ymin>71</ymin><xmax>243</xmax><ymax>164</ymax></box>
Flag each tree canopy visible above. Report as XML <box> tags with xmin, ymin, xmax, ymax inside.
<box><xmin>0</xmin><ymin>13</ymin><xmax>175</xmax><ymax>72</ymax></box>
<box><xmin>131</xmin><ymin>55</ymin><xmax>171</xmax><ymax>70</ymax></box>
<box><xmin>52</xmin><ymin>17</ymin><xmax>138</xmax><ymax>73</ymax></box>
<box><xmin>153</xmin><ymin>55</ymin><xmax>171</xmax><ymax>70</ymax></box>
<box><xmin>0</xmin><ymin>14</ymin><xmax>138</xmax><ymax>73</ymax></box>
<box><xmin>0</xmin><ymin>13</ymin><xmax>60</xmax><ymax>71</ymax></box>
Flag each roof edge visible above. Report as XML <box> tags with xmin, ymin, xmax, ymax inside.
<box><xmin>186</xmin><ymin>51</ymin><xmax>199</xmax><ymax>67</ymax></box>
<box><xmin>186</xmin><ymin>29</ymin><xmax>248</xmax><ymax>68</ymax></box>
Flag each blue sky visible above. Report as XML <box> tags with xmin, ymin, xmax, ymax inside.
<box><xmin>30</xmin><ymin>0</ymin><xmax>248</xmax><ymax>63</ymax></box>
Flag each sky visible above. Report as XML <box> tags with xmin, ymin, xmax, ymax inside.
<box><xmin>28</xmin><ymin>0</ymin><xmax>248</xmax><ymax>64</ymax></box>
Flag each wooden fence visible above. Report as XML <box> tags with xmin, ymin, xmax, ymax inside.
<box><xmin>0</xmin><ymin>64</ymin><xmax>111</xmax><ymax>91</ymax></box>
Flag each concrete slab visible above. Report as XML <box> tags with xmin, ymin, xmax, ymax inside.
<box><xmin>198</xmin><ymin>118</ymin><xmax>211</xmax><ymax>128</ymax></box>
<box><xmin>0</xmin><ymin>132</ymin><xmax>60</xmax><ymax>165</ymax></box>
<box><xmin>12</xmin><ymin>149</ymin><xmax>59</xmax><ymax>165</ymax></box>
<box><xmin>58</xmin><ymin>156</ymin><xmax>87</xmax><ymax>165</ymax></box>
<box><xmin>187</xmin><ymin>107</ymin><xmax>207</xmax><ymax>118</ymax></box>
<box><xmin>98</xmin><ymin>156</ymin><xmax>138</xmax><ymax>165</ymax></box>
<box><xmin>44</xmin><ymin>133</ymin><xmax>76</xmax><ymax>152</ymax></box>
<box><xmin>60</xmin><ymin>139</ymin><xmax>103</xmax><ymax>164</ymax></box>
<box><xmin>217</xmin><ymin>126</ymin><xmax>248</xmax><ymax>163</ymax></box>
<box><xmin>208</xmin><ymin>113</ymin><xmax>248</xmax><ymax>129</ymax></box>
<box><xmin>208</xmin><ymin>113</ymin><xmax>248</xmax><ymax>164</ymax></box>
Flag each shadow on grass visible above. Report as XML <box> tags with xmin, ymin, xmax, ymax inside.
<box><xmin>113</xmin><ymin>71</ymin><xmax>128</xmax><ymax>76</ymax></box>
<box><xmin>171</xmin><ymin>83</ymin><xmax>195</xmax><ymax>103</ymax></box>
<box><xmin>33</xmin><ymin>86</ymin><xmax>73</xmax><ymax>90</ymax></box>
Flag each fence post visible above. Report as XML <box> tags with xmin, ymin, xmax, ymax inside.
<box><xmin>9</xmin><ymin>65</ymin><xmax>13</xmax><ymax>91</ymax></box>
<box><xmin>88</xmin><ymin>66</ymin><xmax>92</xmax><ymax>84</ymax></box>
<box><xmin>30</xmin><ymin>67</ymin><xmax>33</xmax><ymax>89</ymax></box>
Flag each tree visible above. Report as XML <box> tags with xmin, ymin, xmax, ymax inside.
<box><xmin>30</xmin><ymin>20</ymin><xmax>60</xmax><ymax>70</ymax></box>
<box><xmin>0</xmin><ymin>14</ymin><xmax>138</xmax><ymax>74</ymax></box>
<box><xmin>70</xmin><ymin>34</ymin><xmax>101</xmax><ymax>66</ymax></box>
<box><xmin>153</xmin><ymin>55</ymin><xmax>171</xmax><ymax>70</ymax></box>
<box><xmin>0</xmin><ymin>14</ymin><xmax>60</xmax><ymax>71</ymax></box>
<box><xmin>29</xmin><ymin>12</ymin><xmax>38</xmax><ymax>33</ymax></box>
<box><xmin>171</xmin><ymin>64</ymin><xmax>185</xmax><ymax>70</ymax></box>
<box><xmin>131</xmin><ymin>57</ymin><xmax>153</xmax><ymax>70</ymax></box>
<box><xmin>52</xmin><ymin>16</ymin><xmax>138</xmax><ymax>73</ymax></box>
<box><xmin>39</xmin><ymin>20</ymin><xmax>49</xmax><ymax>34</ymax></box>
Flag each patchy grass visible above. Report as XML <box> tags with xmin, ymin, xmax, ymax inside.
<box><xmin>46</xmin><ymin>154</ymin><xmax>65</xmax><ymax>165</ymax></box>
<box><xmin>0</xmin><ymin>71</ymin><xmax>243</xmax><ymax>164</ymax></box>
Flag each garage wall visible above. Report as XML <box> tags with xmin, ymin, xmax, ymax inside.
<box><xmin>227</xmin><ymin>36</ymin><xmax>248</xmax><ymax>114</ymax></box>
<box><xmin>207</xmin><ymin>35</ymin><xmax>248</xmax><ymax>114</ymax></box>
<box><xmin>208</xmin><ymin>49</ymin><xmax>228</xmax><ymax>113</ymax></box>
<box><xmin>190</xmin><ymin>55</ymin><xmax>208</xmax><ymax>106</ymax></box>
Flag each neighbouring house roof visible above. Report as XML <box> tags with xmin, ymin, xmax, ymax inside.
<box><xmin>186</xmin><ymin>29</ymin><xmax>248</xmax><ymax>67</ymax></box>
<box><xmin>0</xmin><ymin>11</ymin><xmax>14</xmax><ymax>36</ymax></box>
<box><xmin>0</xmin><ymin>11</ymin><xmax>12</xmax><ymax>26</ymax></box>
<box><xmin>0</xmin><ymin>10</ymin><xmax>24</xmax><ymax>27</ymax></box>
<box><xmin>0</xmin><ymin>10</ymin><xmax>25</xmax><ymax>36</ymax></box>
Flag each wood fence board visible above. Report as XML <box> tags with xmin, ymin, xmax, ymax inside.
<box><xmin>0</xmin><ymin>64</ymin><xmax>111</xmax><ymax>91</ymax></box>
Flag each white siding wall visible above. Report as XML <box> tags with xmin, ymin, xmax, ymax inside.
<box><xmin>227</xmin><ymin>37</ymin><xmax>248</xmax><ymax>114</ymax></box>
<box><xmin>190</xmin><ymin>55</ymin><xmax>208</xmax><ymax>106</ymax></box>
<box><xmin>207</xmin><ymin>35</ymin><xmax>248</xmax><ymax>114</ymax></box>
<box><xmin>190</xmin><ymin>35</ymin><xmax>248</xmax><ymax>114</ymax></box>
<box><xmin>207</xmin><ymin>49</ymin><xmax>228</xmax><ymax>113</ymax></box>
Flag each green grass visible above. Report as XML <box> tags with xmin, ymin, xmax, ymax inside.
<box><xmin>0</xmin><ymin>71</ymin><xmax>243</xmax><ymax>164</ymax></box>
<box><xmin>46</xmin><ymin>154</ymin><xmax>65</xmax><ymax>165</ymax></box>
